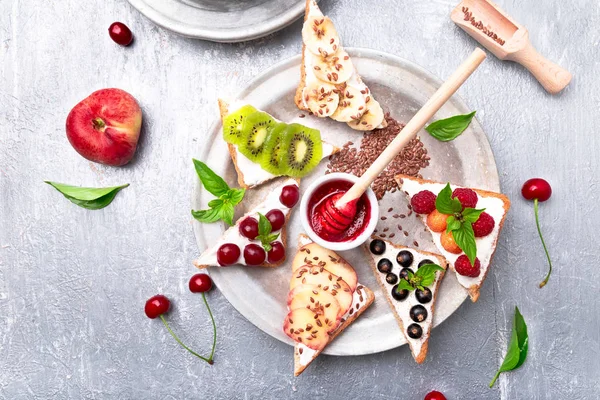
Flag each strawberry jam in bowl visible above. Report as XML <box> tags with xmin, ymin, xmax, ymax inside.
<box><xmin>300</xmin><ymin>173</ymin><xmax>378</xmax><ymax>251</ymax></box>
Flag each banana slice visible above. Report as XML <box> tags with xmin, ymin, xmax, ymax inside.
<box><xmin>302</xmin><ymin>82</ymin><xmax>340</xmax><ymax>117</ymax></box>
<box><xmin>302</xmin><ymin>16</ymin><xmax>340</xmax><ymax>58</ymax></box>
<box><xmin>311</xmin><ymin>50</ymin><xmax>354</xmax><ymax>84</ymax></box>
<box><xmin>330</xmin><ymin>84</ymin><xmax>367</xmax><ymax>122</ymax></box>
<box><xmin>346</xmin><ymin>99</ymin><xmax>385</xmax><ymax>131</ymax></box>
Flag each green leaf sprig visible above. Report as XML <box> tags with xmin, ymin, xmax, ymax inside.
<box><xmin>490</xmin><ymin>306</ymin><xmax>529</xmax><ymax>387</ymax></box>
<box><xmin>256</xmin><ymin>213</ymin><xmax>280</xmax><ymax>252</ymax></box>
<box><xmin>396</xmin><ymin>264</ymin><xmax>445</xmax><ymax>292</ymax></box>
<box><xmin>436</xmin><ymin>183</ymin><xmax>485</xmax><ymax>265</ymax></box>
<box><xmin>425</xmin><ymin>111</ymin><xmax>476</xmax><ymax>142</ymax></box>
<box><xmin>191</xmin><ymin>159</ymin><xmax>245</xmax><ymax>225</ymax></box>
<box><xmin>45</xmin><ymin>181</ymin><xmax>129</xmax><ymax>210</ymax></box>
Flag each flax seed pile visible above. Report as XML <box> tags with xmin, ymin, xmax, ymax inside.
<box><xmin>326</xmin><ymin>114</ymin><xmax>430</xmax><ymax>199</ymax></box>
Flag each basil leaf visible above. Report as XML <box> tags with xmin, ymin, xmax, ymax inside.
<box><xmin>397</xmin><ymin>279</ymin><xmax>415</xmax><ymax>291</ymax></box>
<box><xmin>193</xmin><ymin>159</ymin><xmax>230</xmax><ymax>197</ymax></box>
<box><xmin>452</xmin><ymin>222</ymin><xmax>477</xmax><ymax>265</ymax></box>
<box><xmin>208</xmin><ymin>198</ymin><xmax>224</xmax><ymax>208</ymax></box>
<box><xmin>426</xmin><ymin>111</ymin><xmax>476</xmax><ymax>142</ymax></box>
<box><xmin>490</xmin><ymin>306</ymin><xmax>529</xmax><ymax>387</ymax></box>
<box><xmin>228</xmin><ymin>188</ymin><xmax>246</xmax><ymax>206</ymax></box>
<box><xmin>220</xmin><ymin>202</ymin><xmax>235</xmax><ymax>226</ymax></box>
<box><xmin>462</xmin><ymin>207</ymin><xmax>486</xmax><ymax>223</ymax></box>
<box><xmin>266</xmin><ymin>233</ymin><xmax>280</xmax><ymax>243</ymax></box>
<box><xmin>446</xmin><ymin>215</ymin><xmax>461</xmax><ymax>232</ymax></box>
<box><xmin>191</xmin><ymin>207</ymin><xmax>222</xmax><ymax>223</ymax></box>
<box><xmin>45</xmin><ymin>181</ymin><xmax>129</xmax><ymax>210</ymax></box>
<box><xmin>436</xmin><ymin>183</ymin><xmax>462</xmax><ymax>215</ymax></box>
<box><xmin>415</xmin><ymin>264</ymin><xmax>445</xmax><ymax>287</ymax></box>
<box><xmin>258</xmin><ymin>213</ymin><xmax>272</xmax><ymax>236</ymax></box>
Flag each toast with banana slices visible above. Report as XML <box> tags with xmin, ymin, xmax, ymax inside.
<box><xmin>218</xmin><ymin>99</ymin><xmax>338</xmax><ymax>189</ymax></box>
<box><xmin>395</xmin><ymin>174</ymin><xmax>511</xmax><ymax>302</ymax></box>
<box><xmin>193</xmin><ymin>178</ymin><xmax>299</xmax><ymax>269</ymax></box>
<box><xmin>365</xmin><ymin>237</ymin><xmax>447</xmax><ymax>363</ymax></box>
<box><xmin>295</xmin><ymin>0</ymin><xmax>386</xmax><ymax>131</ymax></box>
<box><xmin>284</xmin><ymin>234</ymin><xmax>374</xmax><ymax>376</ymax></box>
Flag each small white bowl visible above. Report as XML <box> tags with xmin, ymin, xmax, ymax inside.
<box><xmin>300</xmin><ymin>172</ymin><xmax>379</xmax><ymax>251</ymax></box>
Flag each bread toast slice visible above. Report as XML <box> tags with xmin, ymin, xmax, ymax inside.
<box><xmin>295</xmin><ymin>0</ymin><xmax>386</xmax><ymax>131</ymax></box>
<box><xmin>218</xmin><ymin>99</ymin><xmax>339</xmax><ymax>189</ymax></box>
<box><xmin>395</xmin><ymin>174</ymin><xmax>511</xmax><ymax>302</ymax></box>
<box><xmin>364</xmin><ymin>237</ymin><xmax>448</xmax><ymax>363</ymax></box>
<box><xmin>193</xmin><ymin>178</ymin><xmax>298</xmax><ymax>269</ymax></box>
<box><xmin>285</xmin><ymin>235</ymin><xmax>375</xmax><ymax>376</ymax></box>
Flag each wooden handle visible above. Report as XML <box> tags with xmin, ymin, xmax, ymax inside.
<box><xmin>508</xmin><ymin>42</ymin><xmax>571</xmax><ymax>94</ymax></box>
<box><xmin>336</xmin><ymin>48</ymin><xmax>487</xmax><ymax>208</ymax></box>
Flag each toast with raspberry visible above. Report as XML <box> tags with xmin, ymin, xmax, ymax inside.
<box><xmin>193</xmin><ymin>178</ymin><xmax>299</xmax><ymax>269</ymax></box>
<box><xmin>284</xmin><ymin>234</ymin><xmax>375</xmax><ymax>376</ymax></box>
<box><xmin>364</xmin><ymin>237</ymin><xmax>448</xmax><ymax>363</ymax></box>
<box><xmin>395</xmin><ymin>174</ymin><xmax>510</xmax><ymax>302</ymax></box>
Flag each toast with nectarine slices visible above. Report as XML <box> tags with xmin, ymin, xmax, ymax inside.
<box><xmin>284</xmin><ymin>234</ymin><xmax>374</xmax><ymax>376</ymax></box>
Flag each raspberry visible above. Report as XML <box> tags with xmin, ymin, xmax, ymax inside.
<box><xmin>411</xmin><ymin>190</ymin><xmax>436</xmax><ymax>214</ymax></box>
<box><xmin>452</xmin><ymin>188</ymin><xmax>478</xmax><ymax>209</ymax></box>
<box><xmin>454</xmin><ymin>255</ymin><xmax>481</xmax><ymax>277</ymax></box>
<box><xmin>426</xmin><ymin>210</ymin><xmax>448</xmax><ymax>233</ymax></box>
<box><xmin>472</xmin><ymin>212</ymin><xmax>495</xmax><ymax>237</ymax></box>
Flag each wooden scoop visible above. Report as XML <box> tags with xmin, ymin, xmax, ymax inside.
<box><xmin>451</xmin><ymin>0</ymin><xmax>571</xmax><ymax>94</ymax></box>
<box><xmin>334</xmin><ymin>48</ymin><xmax>486</xmax><ymax>213</ymax></box>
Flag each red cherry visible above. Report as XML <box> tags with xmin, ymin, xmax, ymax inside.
<box><xmin>145</xmin><ymin>294</ymin><xmax>170</xmax><ymax>319</ymax></box>
<box><xmin>522</xmin><ymin>178</ymin><xmax>552</xmax><ymax>202</ymax></box>
<box><xmin>280</xmin><ymin>184</ymin><xmax>300</xmax><ymax>208</ymax></box>
<box><xmin>189</xmin><ymin>274</ymin><xmax>213</xmax><ymax>293</ymax></box>
<box><xmin>217</xmin><ymin>243</ymin><xmax>240</xmax><ymax>266</ymax></box>
<box><xmin>424</xmin><ymin>391</ymin><xmax>447</xmax><ymax>400</ymax></box>
<box><xmin>266</xmin><ymin>209</ymin><xmax>285</xmax><ymax>231</ymax></box>
<box><xmin>244</xmin><ymin>244</ymin><xmax>266</xmax><ymax>265</ymax></box>
<box><xmin>108</xmin><ymin>22</ymin><xmax>133</xmax><ymax>46</ymax></box>
<box><xmin>267</xmin><ymin>241</ymin><xmax>285</xmax><ymax>263</ymax></box>
<box><xmin>239</xmin><ymin>217</ymin><xmax>259</xmax><ymax>240</ymax></box>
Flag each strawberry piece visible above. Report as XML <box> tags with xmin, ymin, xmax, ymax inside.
<box><xmin>411</xmin><ymin>190</ymin><xmax>437</xmax><ymax>214</ymax></box>
<box><xmin>472</xmin><ymin>212</ymin><xmax>495</xmax><ymax>237</ymax></box>
<box><xmin>454</xmin><ymin>255</ymin><xmax>481</xmax><ymax>277</ymax></box>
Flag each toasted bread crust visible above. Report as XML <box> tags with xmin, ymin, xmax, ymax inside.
<box><xmin>291</xmin><ymin>234</ymin><xmax>375</xmax><ymax>376</ymax></box>
<box><xmin>364</xmin><ymin>237</ymin><xmax>447</xmax><ymax>363</ymax></box>
<box><xmin>394</xmin><ymin>174</ymin><xmax>511</xmax><ymax>302</ymax></box>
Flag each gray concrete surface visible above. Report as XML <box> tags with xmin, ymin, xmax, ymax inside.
<box><xmin>1</xmin><ymin>0</ymin><xmax>599</xmax><ymax>399</ymax></box>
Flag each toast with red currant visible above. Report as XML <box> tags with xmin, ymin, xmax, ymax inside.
<box><xmin>395</xmin><ymin>174</ymin><xmax>510</xmax><ymax>302</ymax></box>
<box><xmin>193</xmin><ymin>179</ymin><xmax>299</xmax><ymax>269</ymax></box>
<box><xmin>364</xmin><ymin>237</ymin><xmax>448</xmax><ymax>363</ymax></box>
<box><xmin>284</xmin><ymin>234</ymin><xmax>375</xmax><ymax>376</ymax></box>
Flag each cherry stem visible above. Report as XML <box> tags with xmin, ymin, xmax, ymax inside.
<box><xmin>202</xmin><ymin>292</ymin><xmax>217</xmax><ymax>362</ymax></box>
<box><xmin>159</xmin><ymin>315</ymin><xmax>213</xmax><ymax>364</ymax></box>
<box><xmin>534</xmin><ymin>198</ymin><xmax>553</xmax><ymax>288</ymax></box>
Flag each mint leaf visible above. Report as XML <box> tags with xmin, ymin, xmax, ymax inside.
<box><xmin>462</xmin><ymin>207</ymin><xmax>486</xmax><ymax>223</ymax></box>
<box><xmin>446</xmin><ymin>215</ymin><xmax>461</xmax><ymax>232</ymax></box>
<box><xmin>191</xmin><ymin>207</ymin><xmax>222</xmax><ymax>223</ymax></box>
<box><xmin>426</xmin><ymin>111</ymin><xmax>476</xmax><ymax>142</ymax></box>
<box><xmin>397</xmin><ymin>279</ymin><xmax>415</xmax><ymax>292</ymax></box>
<box><xmin>193</xmin><ymin>159</ymin><xmax>230</xmax><ymax>197</ymax></box>
<box><xmin>490</xmin><ymin>307</ymin><xmax>529</xmax><ymax>387</ymax></box>
<box><xmin>453</xmin><ymin>222</ymin><xmax>477</xmax><ymax>265</ymax></box>
<box><xmin>228</xmin><ymin>188</ymin><xmax>246</xmax><ymax>206</ymax></box>
<box><xmin>45</xmin><ymin>181</ymin><xmax>129</xmax><ymax>210</ymax></box>
<box><xmin>220</xmin><ymin>202</ymin><xmax>235</xmax><ymax>226</ymax></box>
<box><xmin>436</xmin><ymin>183</ymin><xmax>462</xmax><ymax>215</ymax></box>
<box><xmin>258</xmin><ymin>213</ymin><xmax>272</xmax><ymax>237</ymax></box>
<box><xmin>415</xmin><ymin>264</ymin><xmax>445</xmax><ymax>287</ymax></box>
<box><xmin>208</xmin><ymin>198</ymin><xmax>223</xmax><ymax>208</ymax></box>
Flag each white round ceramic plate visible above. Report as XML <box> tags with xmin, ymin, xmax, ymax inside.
<box><xmin>127</xmin><ymin>0</ymin><xmax>312</xmax><ymax>42</ymax></box>
<box><xmin>192</xmin><ymin>48</ymin><xmax>499</xmax><ymax>355</ymax></box>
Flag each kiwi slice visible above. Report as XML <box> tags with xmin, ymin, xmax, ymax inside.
<box><xmin>260</xmin><ymin>123</ymin><xmax>288</xmax><ymax>175</ymax></box>
<box><xmin>238</xmin><ymin>112</ymin><xmax>276</xmax><ymax>162</ymax></box>
<box><xmin>280</xmin><ymin>123</ymin><xmax>323</xmax><ymax>178</ymax></box>
<box><xmin>222</xmin><ymin>105</ymin><xmax>257</xmax><ymax>145</ymax></box>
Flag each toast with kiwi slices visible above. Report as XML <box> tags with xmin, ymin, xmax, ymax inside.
<box><xmin>294</xmin><ymin>0</ymin><xmax>387</xmax><ymax>131</ymax></box>
<box><xmin>284</xmin><ymin>234</ymin><xmax>375</xmax><ymax>376</ymax></box>
<box><xmin>218</xmin><ymin>99</ymin><xmax>339</xmax><ymax>189</ymax></box>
